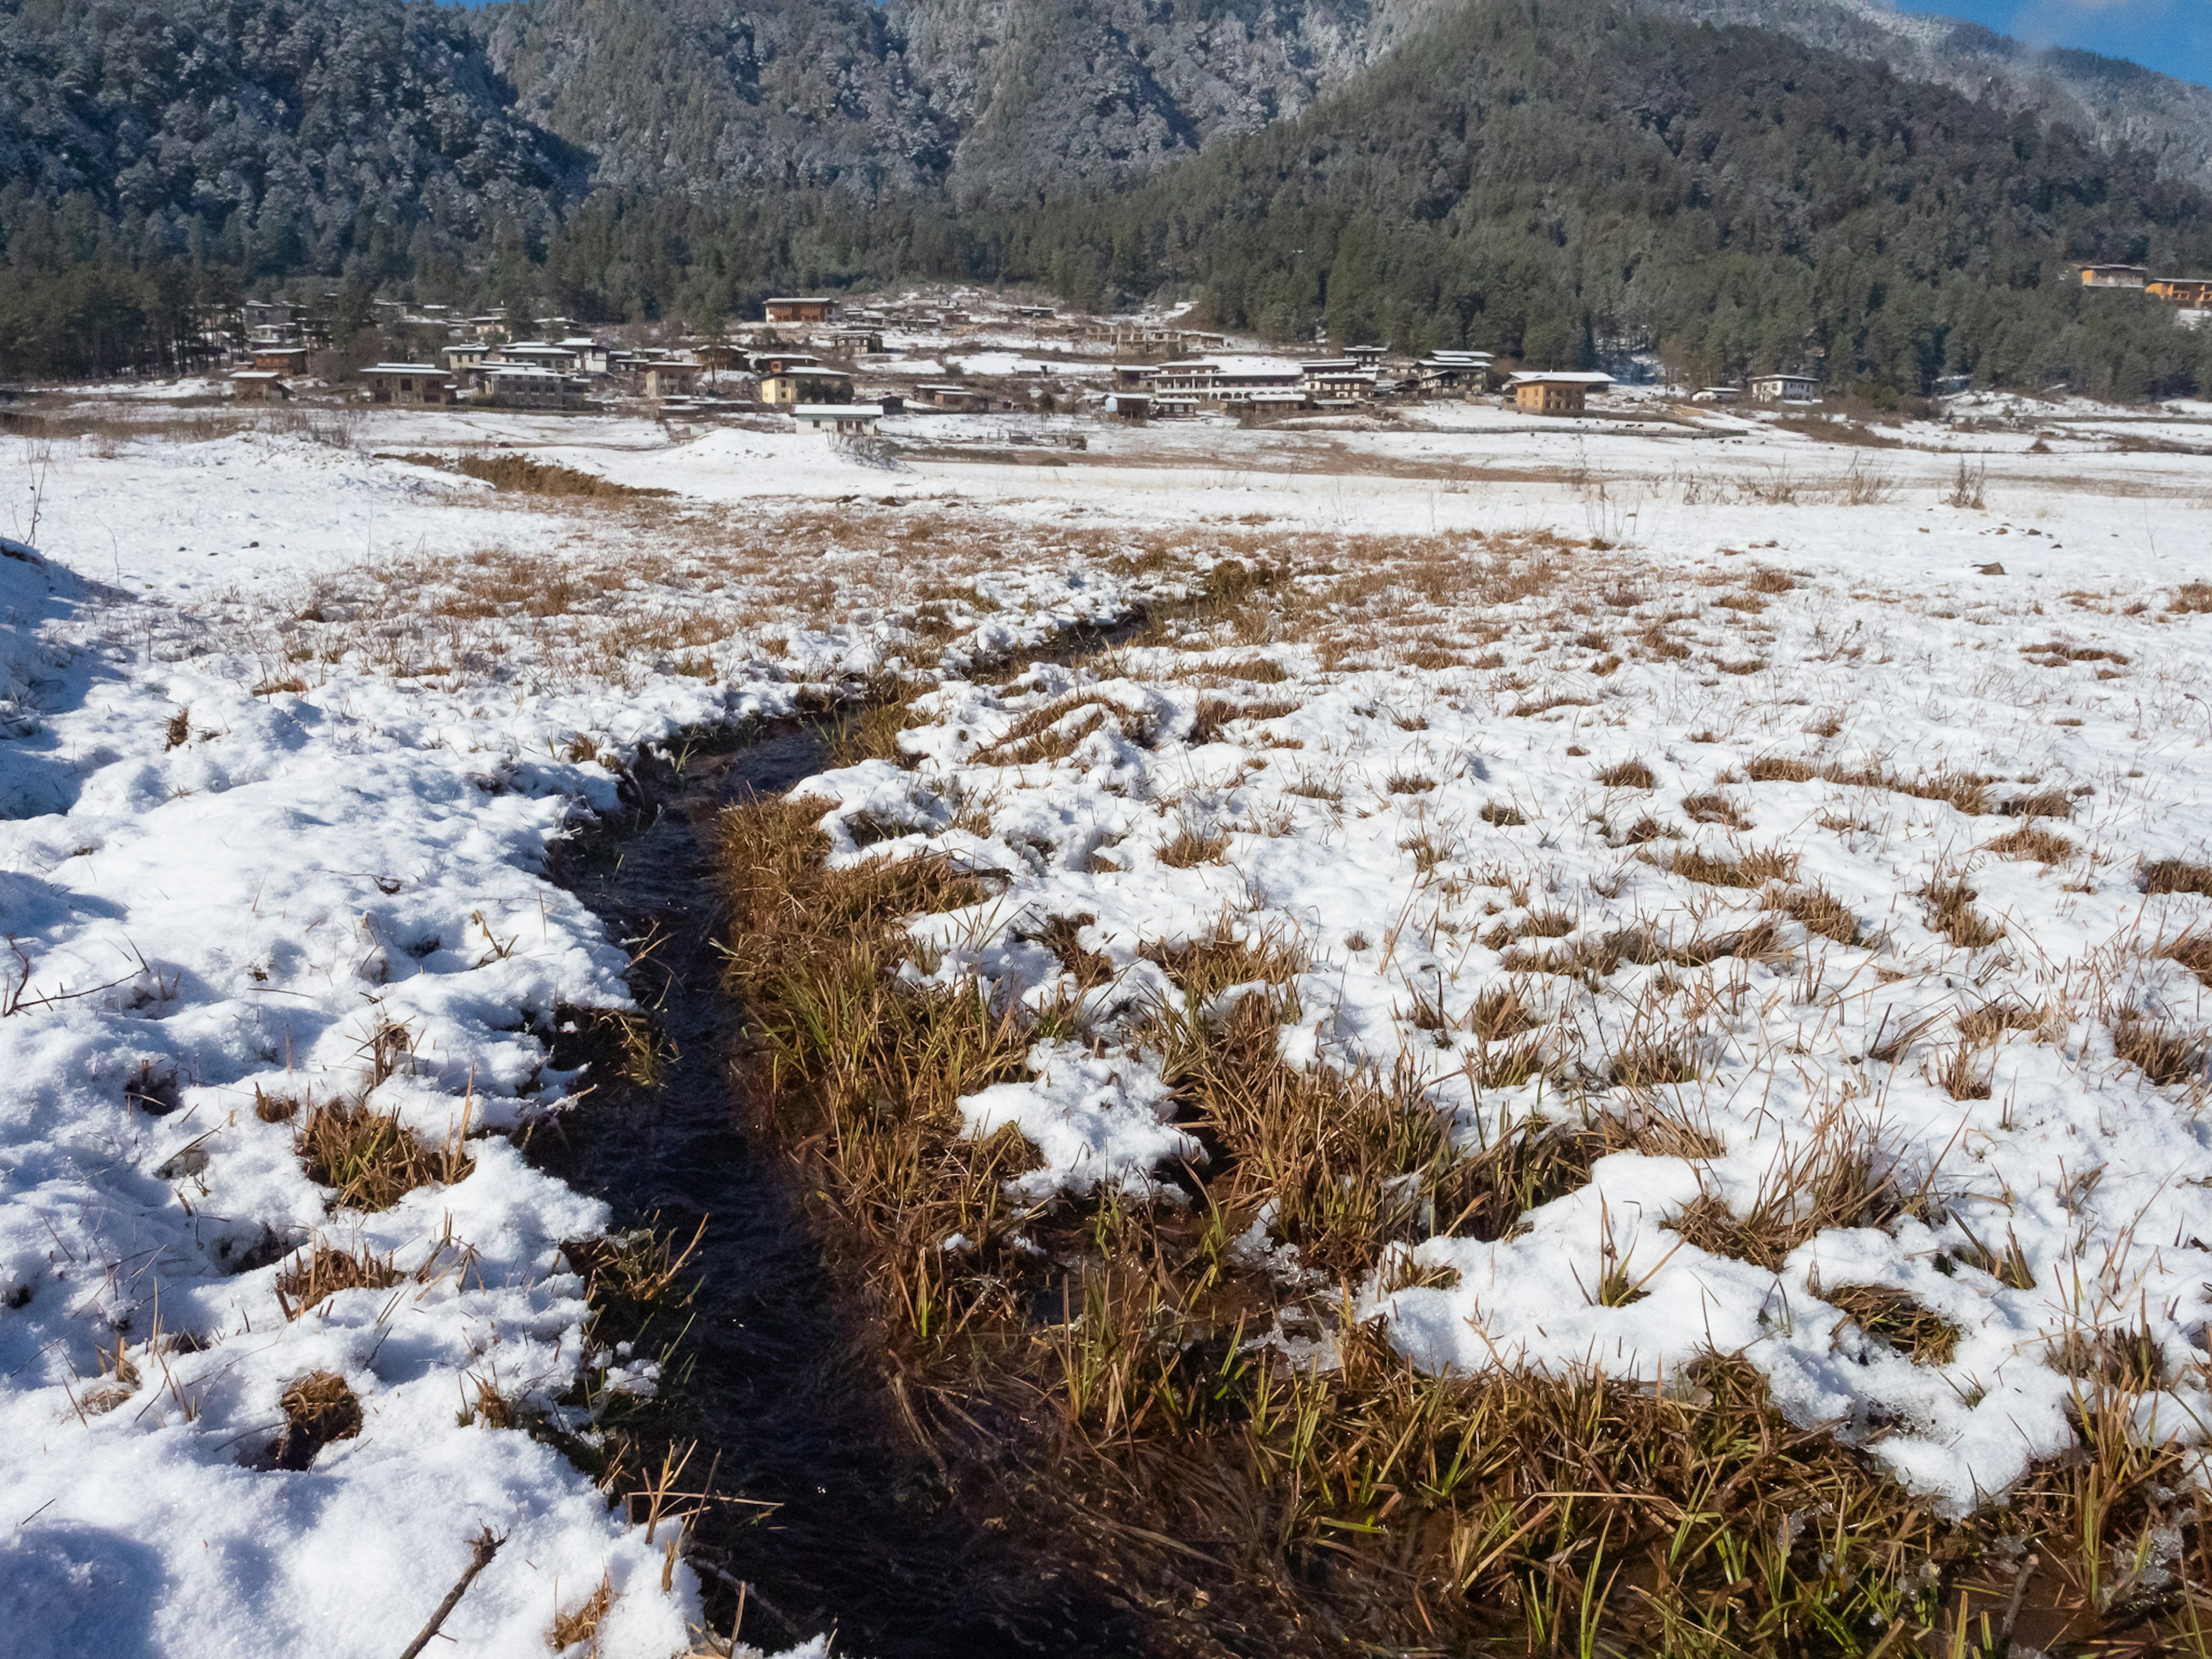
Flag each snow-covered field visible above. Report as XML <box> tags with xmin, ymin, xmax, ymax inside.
<box><xmin>2</xmin><ymin>387</ymin><xmax>2209</xmax><ymax>1653</ymax></box>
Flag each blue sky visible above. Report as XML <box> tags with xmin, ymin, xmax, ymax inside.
<box><xmin>1896</xmin><ymin>0</ymin><xmax>2212</xmax><ymax>87</ymax></box>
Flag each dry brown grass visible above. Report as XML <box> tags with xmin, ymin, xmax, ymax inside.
<box><xmin>1987</xmin><ymin>824</ymin><xmax>2075</xmax><ymax>865</ymax></box>
<box><xmin>1744</xmin><ymin>755</ymin><xmax>2000</xmax><ymax>816</ymax></box>
<box><xmin>402</xmin><ymin>451</ymin><xmax>672</xmax><ymax>499</ymax></box>
<box><xmin>2139</xmin><ymin>858</ymin><xmax>2212</xmax><ymax>897</ymax></box>
<box><xmin>976</xmin><ymin>693</ymin><xmax>1152</xmax><ymax>767</ymax></box>
<box><xmin>1595</xmin><ymin>759</ymin><xmax>1657</xmax><ymax>789</ymax></box>
<box><xmin>1662</xmin><ymin>844</ymin><xmax>1800</xmax><ymax>888</ymax></box>
<box><xmin>271</xmin><ymin>1370</ymin><xmax>362</xmax><ymax>1469</ymax></box>
<box><xmin>1922</xmin><ymin>876</ymin><xmax>2006</xmax><ymax>950</ymax></box>
<box><xmin>550</xmin><ymin>1574</ymin><xmax>615</xmax><ymax>1652</ymax></box>
<box><xmin>1681</xmin><ymin>791</ymin><xmax>1750</xmax><ymax>828</ymax></box>
<box><xmin>274</xmin><ymin>1240</ymin><xmax>403</xmax><ymax>1317</ymax></box>
<box><xmin>2161</xmin><ymin>927</ymin><xmax>2212</xmax><ymax>986</ymax></box>
<box><xmin>1770</xmin><ymin>884</ymin><xmax>1863</xmax><ymax>945</ymax></box>
<box><xmin>1157</xmin><ymin>823</ymin><xmax>1231</xmax><ymax>868</ymax></box>
<box><xmin>296</xmin><ymin>1100</ymin><xmax>474</xmax><ymax>1210</ymax></box>
<box><xmin>1827</xmin><ymin>1285</ymin><xmax>1962</xmax><ymax>1365</ymax></box>
<box><xmin>658</xmin><ymin>536</ymin><xmax>2212</xmax><ymax>1653</ymax></box>
<box><xmin>2171</xmin><ymin>581</ymin><xmax>2212</xmax><ymax>614</ymax></box>
<box><xmin>1668</xmin><ymin>1112</ymin><xmax>1927</xmax><ymax>1271</ymax></box>
<box><xmin>2110</xmin><ymin>1012</ymin><xmax>2207</xmax><ymax>1087</ymax></box>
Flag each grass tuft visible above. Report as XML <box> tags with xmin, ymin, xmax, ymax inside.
<box><xmin>1827</xmin><ymin>1285</ymin><xmax>1961</xmax><ymax>1365</ymax></box>
<box><xmin>271</xmin><ymin>1370</ymin><xmax>362</xmax><ymax>1469</ymax></box>
<box><xmin>2139</xmin><ymin>858</ymin><xmax>2212</xmax><ymax>897</ymax></box>
<box><xmin>296</xmin><ymin>1100</ymin><xmax>473</xmax><ymax>1210</ymax></box>
<box><xmin>274</xmin><ymin>1240</ymin><xmax>402</xmax><ymax>1318</ymax></box>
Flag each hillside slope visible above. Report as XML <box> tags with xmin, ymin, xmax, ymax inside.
<box><xmin>1655</xmin><ymin>0</ymin><xmax>2212</xmax><ymax>195</ymax></box>
<box><xmin>0</xmin><ymin>0</ymin><xmax>578</xmax><ymax>271</ymax></box>
<box><xmin>990</xmin><ymin>0</ymin><xmax>2212</xmax><ymax>396</ymax></box>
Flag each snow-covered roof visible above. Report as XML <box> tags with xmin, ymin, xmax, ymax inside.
<box><xmin>1508</xmin><ymin>370</ymin><xmax>1614</xmax><ymax>385</ymax></box>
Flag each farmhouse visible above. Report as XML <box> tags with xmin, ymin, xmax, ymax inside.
<box><xmin>765</xmin><ymin>297</ymin><xmax>838</xmax><ymax>324</ymax></box>
<box><xmin>751</xmin><ymin>350</ymin><xmax>825</xmax><ymax>378</ymax></box>
<box><xmin>483</xmin><ymin>365</ymin><xmax>567</xmax><ymax>408</ymax></box>
<box><xmin>1415</xmin><ymin>351</ymin><xmax>1493</xmax><ymax>392</ymax></box>
<box><xmin>2148</xmin><ymin>276</ymin><xmax>2212</xmax><ymax>305</ymax></box>
<box><xmin>641</xmin><ymin>359</ymin><xmax>702</xmax><ymax>400</ymax></box>
<box><xmin>229</xmin><ymin>370</ymin><xmax>289</xmax><ymax>404</ymax></box>
<box><xmin>1509</xmin><ymin>370</ymin><xmax>1613</xmax><ymax>414</ymax></box>
<box><xmin>1749</xmin><ymin>373</ymin><xmax>1821</xmax><ymax>404</ymax></box>
<box><xmin>441</xmin><ymin>343</ymin><xmax>488</xmax><ymax>373</ymax></box>
<box><xmin>914</xmin><ymin>384</ymin><xmax>990</xmax><ymax>412</ymax></box>
<box><xmin>791</xmin><ymin>403</ymin><xmax>883</xmax><ymax>434</ymax></box>
<box><xmin>251</xmin><ymin>346</ymin><xmax>308</xmax><ymax>374</ymax></box>
<box><xmin>1102</xmin><ymin>392</ymin><xmax>1153</xmax><ymax>421</ymax></box>
<box><xmin>1149</xmin><ymin>355</ymin><xmax>1308</xmax><ymax>410</ymax></box>
<box><xmin>492</xmin><ymin>342</ymin><xmax>578</xmax><ymax>373</ymax></box>
<box><xmin>360</xmin><ymin>364</ymin><xmax>457</xmax><ymax>407</ymax></box>
<box><xmin>1301</xmin><ymin>359</ymin><xmax>1380</xmax><ymax>402</ymax></box>
<box><xmin>2078</xmin><ymin>264</ymin><xmax>2149</xmax><ymax>290</ymax></box>
<box><xmin>759</xmin><ymin>368</ymin><xmax>853</xmax><ymax>406</ymax></box>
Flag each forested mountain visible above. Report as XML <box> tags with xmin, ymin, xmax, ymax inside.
<box><xmin>480</xmin><ymin>0</ymin><xmax>1435</xmax><ymax>206</ymax></box>
<box><xmin>1656</xmin><ymin>0</ymin><xmax>2212</xmax><ymax>196</ymax></box>
<box><xmin>0</xmin><ymin>0</ymin><xmax>578</xmax><ymax>268</ymax></box>
<box><xmin>3</xmin><ymin>0</ymin><xmax>2211</xmax><ymax>400</ymax></box>
<box><xmin>971</xmin><ymin>1</ymin><xmax>2212</xmax><ymax>397</ymax></box>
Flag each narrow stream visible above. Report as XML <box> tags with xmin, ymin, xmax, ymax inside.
<box><xmin>537</xmin><ymin>722</ymin><xmax>1144</xmax><ymax>1658</ymax></box>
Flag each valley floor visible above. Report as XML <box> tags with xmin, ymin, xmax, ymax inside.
<box><xmin>2</xmin><ymin>388</ymin><xmax>2209</xmax><ymax>1654</ymax></box>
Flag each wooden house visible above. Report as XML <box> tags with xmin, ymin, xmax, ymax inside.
<box><xmin>1508</xmin><ymin>371</ymin><xmax>1613</xmax><ymax>414</ymax></box>
<box><xmin>229</xmin><ymin>370</ymin><xmax>289</xmax><ymax>404</ymax></box>
<box><xmin>759</xmin><ymin>368</ymin><xmax>853</xmax><ymax>406</ymax></box>
<box><xmin>764</xmin><ymin>297</ymin><xmax>838</xmax><ymax>324</ymax></box>
<box><xmin>1749</xmin><ymin>373</ymin><xmax>1820</xmax><ymax>404</ymax></box>
<box><xmin>792</xmin><ymin>403</ymin><xmax>883</xmax><ymax>434</ymax></box>
<box><xmin>361</xmin><ymin>364</ymin><xmax>457</xmax><ymax>407</ymax></box>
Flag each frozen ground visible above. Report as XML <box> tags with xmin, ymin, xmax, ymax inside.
<box><xmin>1</xmin><ymin>385</ymin><xmax>2209</xmax><ymax>1650</ymax></box>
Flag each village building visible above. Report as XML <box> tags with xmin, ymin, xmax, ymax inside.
<box><xmin>491</xmin><ymin>342</ymin><xmax>579</xmax><ymax>373</ymax></box>
<box><xmin>765</xmin><ymin>297</ymin><xmax>838</xmax><ymax>324</ymax></box>
<box><xmin>251</xmin><ymin>345</ymin><xmax>309</xmax><ymax>375</ymax></box>
<box><xmin>1102</xmin><ymin>391</ymin><xmax>1153</xmax><ymax>421</ymax></box>
<box><xmin>1149</xmin><ymin>355</ymin><xmax>1309</xmax><ymax>411</ymax></box>
<box><xmin>1011</xmin><ymin>304</ymin><xmax>1056</xmax><ymax>320</ymax></box>
<box><xmin>1415</xmin><ymin>350</ymin><xmax>1494</xmax><ymax>393</ymax></box>
<box><xmin>1110</xmin><ymin>365</ymin><xmax>1155</xmax><ymax>389</ymax></box>
<box><xmin>791</xmin><ymin>402</ymin><xmax>883</xmax><ymax>434</ymax></box>
<box><xmin>361</xmin><ymin>364</ymin><xmax>458</xmax><ymax>407</ymax></box>
<box><xmin>1508</xmin><ymin>370</ymin><xmax>1614</xmax><ymax>414</ymax></box>
<box><xmin>2147</xmin><ymin>276</ymin><xmax>2212</xmax><ymax>305</ymax></box>
<box><xmin>914</xmin><ymin>383</ymin><xmax>990</xmax><ymax>412</ymax></box>
<box><xmin>1301</xmin><ymin>359</ymin><xmax>1379</xmax><ymax>402</ymax></box>
<box><xmin>441</xmin><ymin>342</ymin><xmax>488</xmax><ymax>374</ymax></box>
<box><xmin>1692</xmin><ymin>385</ymin><xmax>1743</xmax><ymax>403</ymax></box>
<box><xmin>759</xmin><ymin>367</ymin><xmax>853</xmax><ymax>406</ymax></box>
<box><xmin>1345</xmin><ymin>344</ymin><xmax>1387</xmax><ymax>367</ymax></box>
<box><xmin>558</xmin><ymin>338</ymin><xmax>611</xmax><ymax>375</ymax></box>
<box><xmin>641</xmin><ymin>360</ymin><xmax>702</xmax><ymax>400</ymax></box>
<box><xmin>483</xmin><ymin>365</ymin><xmax>568</xmax><ymax>408</ymax></box>
<box><xmin>2078</xmin><ymin>264</ymin><xmax>2149</xmax><ymax>290</ymax></box>
<box><xmin>751</xmin><ymin>350</ymin><xmax>824</xmax><ymax>378</ymax></box>
<box><xmin>1749</xmin><ymin>373</ymin><xmax>1821</xmax><ymax>404</ymax></box>
<box><xmin>827</xmin><ymin>328</ymin><xmax>884</xmax><ymax>353</ymax></box>
<box><xmin>229</xmin><ymin>370</ymin><xmax>289</xmax><ymax>404</ymax></box>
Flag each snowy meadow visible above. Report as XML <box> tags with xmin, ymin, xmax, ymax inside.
<box><xmin>2</xmin><ymin>389</ymin><xmax>2210</xmax><ymax>1656</ymax></box>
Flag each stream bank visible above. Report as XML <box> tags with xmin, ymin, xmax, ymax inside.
<box><xmin>538</xmin><ymin>719</ymin><xmax>1149</xmax><ymax>1658</ymax></box>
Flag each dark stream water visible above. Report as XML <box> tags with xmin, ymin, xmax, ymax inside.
<box><xmin>537</xmin><ymin>724</ymin><xmax>1144</xmax><ymax>1658</ymax></box>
